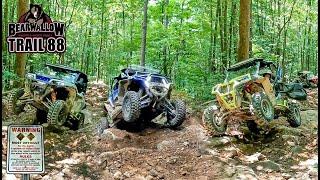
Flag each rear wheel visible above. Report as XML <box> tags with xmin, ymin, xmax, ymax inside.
<box><xmin>252</xmin><ymin>92</ymin><xmax>274</xmax><ymax>122</ymax></box>
<box><xmin>287</xmin><ymin>103</ymin><xmax>301</xmax><ymax>127</ymax></box>
<box><xmin>7</xmin><ymin>88</ymin><xmax>25</xmax><ymax>115</ymax></box>
<box><xmin>166</xmin><ymin>100</ymin><xmax>186</xmax><ymax>128</ymax></box>
<box><xmin>47</xmin><ymin>100</ymin><xmax>68</xmax><ymax>128</ymax></box>
<box><xmin>202</xmin><ymin>105</ymin><xmax>227</xmax><ymax>136</ymax></box>
<box><xmin>122</xmin><ymin>91</ymin><xmax>140</xmax><ymax>122</ymax></box>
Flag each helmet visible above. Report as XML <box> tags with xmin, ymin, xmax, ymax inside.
<box><xmin>259</xmin><ymin>68</ymin><xmax>273</xmax><ymax>76</ymax></box>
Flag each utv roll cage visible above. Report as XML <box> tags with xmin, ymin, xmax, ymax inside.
<box><xmin>44</xmin><ymin>63</ymin><xmax>88</xmax><ymax>94</ymax></box>
<box><xmin>119</xmin><ymin>65</ymin><xmax>171</xmax><ymax>82</ymax></box>
<box><xmin>227</xmin><ymin>58</ymin><xmax>276</xmax><ymax>72</ymax></box>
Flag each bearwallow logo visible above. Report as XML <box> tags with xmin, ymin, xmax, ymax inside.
<box><xmin>7</xmin><ymin>4</ymin><xmax>66</xmax><ymax>53</ymax></box>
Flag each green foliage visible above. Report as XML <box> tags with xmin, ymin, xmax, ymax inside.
<box><xmin>2</xmin><ymin>0</ymin><xmax>318</xmax><ymax>100</ymax></box>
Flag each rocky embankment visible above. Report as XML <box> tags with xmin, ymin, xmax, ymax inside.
<box><xmin>2</xmin><ymin>84</ymin><xmax>318</xmax><ymax>180</ymax></box>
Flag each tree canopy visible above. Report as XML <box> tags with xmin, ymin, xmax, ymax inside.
<box><xmin>2</xmin><ymin>0</ymin><xmax>318</xmax><ymax>100</ymax></box>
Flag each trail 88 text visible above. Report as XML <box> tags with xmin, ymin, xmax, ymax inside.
<box><xmin>46</xmin><ymin>37</ymin><xmax>66</xmax><ymax>52</ymax></box>
<box><xmin>7</xmin><ymin>37</ymin><xmax>66</xmax><ymax>53</ymax></box>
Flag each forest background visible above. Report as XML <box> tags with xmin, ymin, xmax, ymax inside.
<box><xmin>2</xmin><ymin>0</ymin><xmax>318</xmax><ymax>100</ymax></box>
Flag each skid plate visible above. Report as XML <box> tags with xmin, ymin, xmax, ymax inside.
<box><xmin>104</xmin><ymin>103</ymin><xmax>122</xmax><ymax>120</ymax></box>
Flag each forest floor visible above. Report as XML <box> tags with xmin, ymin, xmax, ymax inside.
<box><xmin>2</xmin><ymin>83</ymin><xmax>318</xmax><ymax>180</ymax></box>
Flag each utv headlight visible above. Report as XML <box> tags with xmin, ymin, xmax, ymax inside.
<box><xmin>150</xmin><ymin>85</ymin><xmax>169</xmax><ymax>97</ymax></box>
<box><xmin>56</xmin><ymin>81</ymin><xmax>65</xmax><ymax>86</ymax></box>
<box><xmin>145</xmin><ymin>76</ymin><xmax>152</xmax><ymax>88</ymax></box>
<box><xmin>26</xmin><ymin>73</ymin><xmax>36</xmax><ymax>80</ymax></box>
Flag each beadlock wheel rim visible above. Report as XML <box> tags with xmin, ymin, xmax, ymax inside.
<box><xmin>261</xmin><ymin>99</ymin><xmax>272</xmax><ymax>118</ymax></box>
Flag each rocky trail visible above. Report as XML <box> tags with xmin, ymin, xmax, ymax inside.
<box><xmin>2</xmin><ymin>83</ymin><xmax>318</xmax><ymax>180</ymax></box>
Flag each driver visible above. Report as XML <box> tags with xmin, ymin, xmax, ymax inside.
<box><xmin>259</xmin><ymin>68</ymin><xmax>276</xmax><ymax>101</ymax></box>
<box><xmin>260</xmin><ymin>68</ymin><xmax>274</xmax><ymax>83</ymax></box>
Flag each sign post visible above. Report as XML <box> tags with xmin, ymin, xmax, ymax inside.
<box><xmin>6</xmin><ymin>125</ymin><xmax>45</xmax><ymax>179</ymax></box>
<box><xmin>22</xmin><ymin>174</ymin><xmax>30</xmax><ymax>180</ymax></box>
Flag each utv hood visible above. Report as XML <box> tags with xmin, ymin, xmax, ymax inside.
<box><xmin>26</xmin><ymin>73</ymin><xmax>62</xmax><ymax>84</ymax></box>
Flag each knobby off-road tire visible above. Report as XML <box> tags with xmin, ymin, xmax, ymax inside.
<box><xmin>166</xmin><ymin>100</ymin><xmax>186</xmax><ymax>128</ymax></box>
<box><xmin>122</xmin><ymin>91</ymin><xmax>140</xmax><ymax>123</ymax></box>
<box><xmin>7</xmin><ymin>88</ymin><xmax>25</xmax><ymax>115</ymax></box>
<box><xmin>287</xmin><ymin>103</ymin><xmax>301</xmax><ymax>127</ymax></box>
<box><xmin>202</xmin><ymin>105</ymin><xmax>227</xmax><ymax>136</ymax></box>
<box><xmin>47</xmin><ymin>100</ymin><xmax>68</xmax><ymax>128</ymax></box>
<box><xmin>252</xmin><ymin>92</ymin><xmax>274</xmax><ymax>122</ymax></box>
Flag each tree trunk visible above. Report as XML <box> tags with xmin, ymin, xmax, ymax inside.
<box><xmin>97</xmin><ymin>0</ymin><xmax>105</xmax><ymax>80</ymax></box>
<box><xmin>9</xmin><ymin>1</ymin><xmax>16</xmax><ymax>72</ymax></box>
<box><xmin>140</xmin><ymin>0</ymin><xmax>148</xmax><ymax>67</ymax></box>
<box><xmin>163</xmin><ymin>0</ymin><xmax>169</xmax><ymax>75</ymax></box>
<box><xmin>2</xmin><ymin>0</ymin><xmax>8</xmax><ymax>53</ymax></box>
<box><xmin>81</xmin><ymin>19</ymin><xmax>88</xmax><ymax>72</ymax></box>
<box><xmin>276</xmin><ymin>0</ymin><xmax>281</xmax><ymax>57</ymax></box>
<box><xmin>130</xmin><ymin>14</ymin><xmax>134</xmax><ymax>60</ymax></box>
<box><xmin>237</xmin><ymin>0</ymin><xmax>251</xmax><ymax>61</ymax></box>
<box><xmin>122</xmin><ymin>1</ymin><xmax>126</xmax><ymax>63</ymax></box>
<box><xmin>212</xmin><ymin>0</ymin><xmax>220</xmax><ymax>72</ymax></box>
<box><xmin>282</xmin><ymin>28</ymin><xmax>287</xmax><ymax>78</ymax></box>
<box><xmin>86</xmin><ymin>3</ymin><xmax>93</xmax><ymax>74</ymax></box>
<box><xmin>249</xmin><ymin>0</ymin><xmax>253</xmax><ymax>57</ymax></box>
<box><xmin>228</xmin><ymin>0</ymin><xmax>235</xmax><ymax>65</ymax></box>
<box><xmin>15</xmin><ymin>0</ymin><xmax>28</xmax><ymax>87</ymax></box>
<box><xmin>306</xmin><ymin>0</ymin><xmax>312</xmax><ymax>71</ymax></box>
<box><xmin>218</xmin><ymin>0</ymin><xmax>224</xmax><ymax>65</ymax></box>
<box><xmin>208</xmin><ymin>1</ymin><xmax>214</xmax><ymax>72</ymax></box>
<box><xmin>222</xmin><ymin>0</ymin><xmax>228</xmax><ymax>66</ymax></box>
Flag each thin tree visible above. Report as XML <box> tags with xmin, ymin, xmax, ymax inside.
<box><xmin>140</xmin><ymin>0</ymin><xmax>148</xmax><ymax>67</ymax></box>
<box><xmin>237</xmin><ymin>0</ymin><xmax>251</xmax><ymax>61</ymax></box>
<box><xmin>97</xmin><ymin>0</ymin><xmax>106</xmax><ymax>80</ymax></box>
<box><xmin>163</xmin><ymin>0</ymin><xmax>169</xmax><ymax>75</ymax></box>
<box><xmin>15</xmin><ymin>0</ymin><xmax>28</xmax><ymax>87</ymax></box>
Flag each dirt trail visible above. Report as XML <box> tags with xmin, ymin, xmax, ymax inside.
<box><xmin>2</xmin><ymin>84</ymin><xmax>318</xmax><ymax>180</ymax></box>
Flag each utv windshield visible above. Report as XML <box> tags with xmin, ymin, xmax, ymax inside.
<box><xmin>306</xmin><ymin>73</ymin><xmax>315</xmax><ymax>79</ymax></box>
<box><xmin>40</xmin><ymin>66</ymin><xmax>77</xmax><ymax>82</ymax></box>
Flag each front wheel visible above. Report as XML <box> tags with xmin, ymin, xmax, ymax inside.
<box><xmin>122</xmin><ymin>91</ymin><xmax>141</xmax><ymax>122</ymax></box>
<box><xmin>7</xmin><ymin>88</ymin><xmax>25</xmax><ymax>115</ymax></box>
<box><xmin>166</xmin><ymin>100</ymin><xmax>186</xmax><ymax>128</ymax></box>
<box><xmin>47</xmin><ymin>100</ymin><xmax>68</xmax><ymax>128</ymax></box>
<box><xmin>202</xmin><ymin>104</ymin><xmax>227</xmax><ymax>136</ymax></box>
<box><xmin>252</xmin><ymin>92</ymin><xmax>274</xmax><ymax>122</ymax></box>
<box><xmin>287</xmin><ymin>103</ymin><xmax>301</xmax><ymax>127</ymax></box>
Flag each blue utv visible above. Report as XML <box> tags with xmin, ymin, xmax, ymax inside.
<box><xmin>97</xmin><ymin>65</ymin><xmax>186</xmax><ymax>133</ymax></box>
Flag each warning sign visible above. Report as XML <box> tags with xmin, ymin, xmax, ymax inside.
<box><xmin>7</xmin><ymin>125</ymin><xmax>45</xmax><ymax>174</ymax></box>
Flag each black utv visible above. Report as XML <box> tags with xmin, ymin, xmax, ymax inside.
<box><xmin>8</xmin><ymin>63</ymin><xmax>88</xmax><ymax>130</ymax></box>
